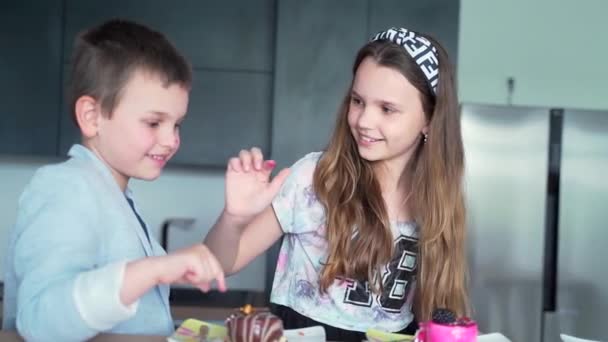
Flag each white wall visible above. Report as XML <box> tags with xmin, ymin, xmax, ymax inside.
<box><xmin>0</xmin><ymin>157</ymin><xmax>47</xmax><ymax>264</ymax></box>
<box><xmin>0</xmin><ymin>157</ymin><xmax>265</xmax><ymax>291</ymax></box>
<box><xmin>458</xmin><ymin>0</ymin><xmax>608</xmax><ymax>110</ymax></box>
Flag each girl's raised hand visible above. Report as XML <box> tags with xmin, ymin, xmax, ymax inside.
<box><xmin>224</xmin><ymin>147</ymin><xmax>290</xmax><ymax>222</ymax></box>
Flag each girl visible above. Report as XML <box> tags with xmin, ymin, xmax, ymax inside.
<box><xmin>206</xmin><ymin>27</ymin><xmax>469</xmax><ymax>341</ymax></box>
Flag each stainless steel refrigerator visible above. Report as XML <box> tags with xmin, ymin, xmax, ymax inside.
<box><xmin>461</xmin><ymin>104</ymin><xmax>608</xmax><ymax>342</ymax></box>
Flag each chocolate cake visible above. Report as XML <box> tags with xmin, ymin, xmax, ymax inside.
<box><xmin>225</xmin><ymin>307</ymin><xmax>285</xmax><ymax>342</ymax></box>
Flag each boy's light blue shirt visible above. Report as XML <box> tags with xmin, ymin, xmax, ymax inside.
<box><xmin>2</xmin><ymin>144</ymin><xmax>174</xmax><ymax>341</ymax></box>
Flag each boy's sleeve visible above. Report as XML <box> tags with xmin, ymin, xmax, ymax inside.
<box><xmin>271</xmin><ymin>152</ymin><xmax>320</xmax><ymax>234</ymax></box>
<box><xmin>73</xmin><ymin>260</ymin><xmax>138</xmax><ymax>330</ymax></box>
<box><xmin>12</xmin><ymin>169</ymin><xmax>137</xmax><ymax>342</ymax></box>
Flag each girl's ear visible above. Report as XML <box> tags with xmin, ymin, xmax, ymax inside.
<box><xmin>421</xmin><ymin>124</ymin><xmax>430</xmax><ymax>136</ymax></box>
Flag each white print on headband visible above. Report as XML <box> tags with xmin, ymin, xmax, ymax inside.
<box><xmin>372</xmin><ymin>27</ymin><xmax>439</xmax><ymax>93</ymax></box>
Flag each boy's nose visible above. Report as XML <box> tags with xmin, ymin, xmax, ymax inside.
<box><xmin>160</xmin><ymin>130</ymin><xmax>180</xmax><ymax>150</ymax></box>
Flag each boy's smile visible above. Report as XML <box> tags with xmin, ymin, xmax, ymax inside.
<box><xmin>146</xmin><ymin>153</ymin><xmax>170</xmax><ymax>166</ymax></box>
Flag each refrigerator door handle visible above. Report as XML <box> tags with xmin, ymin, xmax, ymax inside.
<box><xmin>541</xmin><ymin>109</ymin><xmax>564</xmax><ymax>315</ymax></box>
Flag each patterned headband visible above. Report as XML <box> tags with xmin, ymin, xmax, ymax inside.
<box><xmin>371</xmin><ymin>27</ymin><xmax>439</xmax><ymax>94</ymax></box>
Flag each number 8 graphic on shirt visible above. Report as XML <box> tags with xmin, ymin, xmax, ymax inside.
<box><xmin>343</xmin><ymin>235</ymin><xmax>417</xmax><ymax>312</ymax></box>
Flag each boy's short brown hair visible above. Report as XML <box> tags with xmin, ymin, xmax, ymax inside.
<box><xmin>68</xmin><ymin>19</ymin><xmax>192</xmax><ymax>124</ymax></box>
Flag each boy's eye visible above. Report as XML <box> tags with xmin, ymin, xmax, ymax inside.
<box><xmin>351</xmin><ymin>96</ymin><xmax>363</xmax><ymax>106</ymax></box>
<box><xmin>382</xmin><ymin>106</ymin><xmax>395</xmax><ymax>114</ymax></box>
<box><xmin>147</xmin><ymin>121</ymin><xmax>160</xmax><ymax>128</ymax></box>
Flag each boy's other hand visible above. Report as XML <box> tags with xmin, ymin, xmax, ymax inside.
<box><xmin>156</xmin><ymin>244</ymin><xmax>227</xmax><ymax>292</ymax></box>
<box><xmin>224</xmin><ymin>147</ymin><xmax>290</xmax><ymax>222</ymax></box>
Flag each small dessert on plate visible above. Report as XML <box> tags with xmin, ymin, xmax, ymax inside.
<box><xmin>415</xmin><ymin>308</ymin><xmax>478</xmax><ymax>342</ymax></box>
<box><xmin>225</xmin><ymin>305</ymin><xmax>286</xmax><ymax>342</ymax></box>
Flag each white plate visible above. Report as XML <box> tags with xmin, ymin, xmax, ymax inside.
<box><xmin>283</xmin><ymin>326</ymin><xmax>326</xmax><ymax>342</ymax></box>
<box><xmin>477</xmin><ymin>333</ymin><xmax>512</xmax><ymax>342</ymax></box>
<box><xmin>561</xmin><ymin>334</ymin><xmax>603</xmax><ymax>342</ymax></box>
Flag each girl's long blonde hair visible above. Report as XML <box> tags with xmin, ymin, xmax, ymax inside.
<box><xmin>313</xmin><ymin>37</ymin><xmax>469</xmax><ymax>321</ymax></box>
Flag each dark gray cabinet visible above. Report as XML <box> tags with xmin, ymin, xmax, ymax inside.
<box><xmin>62</xmin><ymin>0</ymin><xmax>275</xmax><ymax>72</ymax></box>
<box><xmin>0</xmin><ymin>1</ymin><xmax>64</xmax><ymax>156</ymax></box>
<box><xmin>173</xmin><ymin>70</ymin><xmax>273</xmax><ymax>166</ymax></box>
<box><xmin>2</xmin><ymin>0</ymin><xmax>460</xmax><ymax>169</ymax></box>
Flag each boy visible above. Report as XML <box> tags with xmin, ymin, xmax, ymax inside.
<box><xmin>2</xmin><ymin>19</ymin><xmax>225</xmax><ymax>341</ymax></box>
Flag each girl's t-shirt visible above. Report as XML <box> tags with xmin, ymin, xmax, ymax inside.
<box><xmin>271</xmin><ymin>152</ymin><xmax>419</xmax><ymax>332</ymax></box>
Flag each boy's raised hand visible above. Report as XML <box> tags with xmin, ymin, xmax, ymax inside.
<box><xmin>224</xmin><ymin>147</ymin><xmax>290</xmax><ymax>221</ymax></box>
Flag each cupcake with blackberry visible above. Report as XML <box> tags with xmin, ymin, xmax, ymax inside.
<box><xmin>415</xmin><ymin>308</ymin><xmax>478</xmax><ymax>342</ymax></box>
